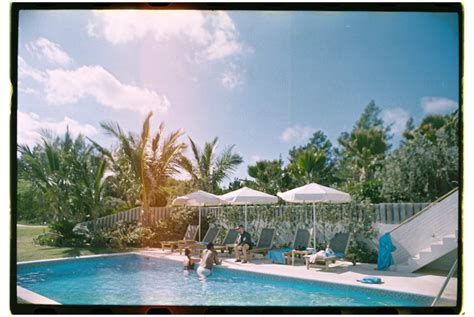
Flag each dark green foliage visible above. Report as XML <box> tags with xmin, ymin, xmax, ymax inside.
<box><xmin>378</xmin><ymin>111</ymin><xmax>459</xmax><ymax>202</ymax></box>
<box><xmin>34</xmin><ymin>232</ymin><xmax>63</xmax><ymax>247</ymax></box>
<box><xmin>288</xmin><ymin>131</ymin><xmax>336</xmax><ymax>186</ymax></box>
<box><xmin>17</xmin><ymin>179</ymin><xmax>49</xmax><ymax>224</ymax></box>
<box><xmin>150</xmin><ymin>208</ymin><xmax>215</xmax><ymax>245</ymax></box>
<box><xmin>34</xmin><ymin>220</ymin><xmax>88</xmax><ymax>247</ymax></box>
<box><xmin>18</xmin><ymin>130</ymin><xmax>111</xmax><ymax>223</ymax></box>
<box><xmin>179</xmin><ymin>137</ymin><xmax>243</xmax><ymax>194</ymax></box>
<box><xmin>336</xmin><ymin>101</ymin><xmax>391</xmax><ymax>193</ymax></box>
<box><xmin>108</xmin><ymin>221</ymin><xmax>154</xmax><ymax>248</ymax></box>
<box><xmin>347</xmin><ymin>240</ymin><xmax>378</xmax><ymax>264</ymax></box>
<box><xmin>247</xmin><ymin>158</ymin><xmax>293</xmax><ymax>194</ymax></box>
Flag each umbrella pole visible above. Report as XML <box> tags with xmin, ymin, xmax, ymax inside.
<box><xmin>245</xmin><ymin>204</ymin><xmax>248</xmax><ymax>229</ymax></box>
<box><xmin>312</xmin><ymin>202</ymin><xmax>316</xmax><ymax>248</ymax></box>
<box><xmin>198</xmin><ymin>206</ymin><xmax>201</xmax><ymax>241</ymax></box>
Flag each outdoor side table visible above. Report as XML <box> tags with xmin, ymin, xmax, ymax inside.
<box><xmin>290</xmin><ymin>250</ymin><xmax>312</xmax><ymax>265</ymax></box>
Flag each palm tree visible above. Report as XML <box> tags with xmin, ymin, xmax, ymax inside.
<box><xmin>289</xmin><ymin>147</ymin><xmax>331</xmax><ymax>185</ymax></box>
<box><xmin>94</xmin><ymin>112</ymin><xmax>187</xmax><ymax>217</ymax></box>
<box><xmin>180</xmin><ymin>137</ymin><xmax>243</xmax><ymax>193</ymax></box>
<box><xmin>18</xmin><ymin>129</ymin><xmax>108</xmax><ymax>223</ymax></box>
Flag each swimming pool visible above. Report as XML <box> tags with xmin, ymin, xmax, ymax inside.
<box><xmin>17</xmin><ymin>253</ymin><xmax>433</xmax><ymax>306</ymax></box>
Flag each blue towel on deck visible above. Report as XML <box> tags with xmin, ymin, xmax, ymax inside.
<box><xmin>357</xmin><ymin>276</ymin><xmax>383</xmax><ymax>284</ymax></box>
<box><xmin>377</xmin><ymin>232</ymin><xmax>397</xmax><ymax>271</ymax></box>
<box><xmin>267</xmin><ymin>248</ymin><xmax>293</xmax><ymax>264</ymax></box>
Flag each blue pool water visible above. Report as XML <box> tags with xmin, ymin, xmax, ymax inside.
<box><xmin>17</xmin><ymin>254</ymin><xmax>433</xmax><ymax>306</ymax></box>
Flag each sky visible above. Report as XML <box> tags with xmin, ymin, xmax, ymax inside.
<box><xmin>17</xmin><ymin>10</ymin><xmax>460</xmax><ymax>181</ymax></box>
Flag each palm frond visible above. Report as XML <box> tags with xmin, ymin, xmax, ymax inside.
<box><xmin>94</xmin><ymin>158</ymin><xmax>107</xmax><ymax>203</ymax></box>
<box><xmin>87</xmin><ymin>137</ymin><xmax>114</xmax><ymax>160</ymax></box>
<box><xmin>100</xmin><ymin>121</ymin><xmax>125</xmax><ymax>139</ymax></box>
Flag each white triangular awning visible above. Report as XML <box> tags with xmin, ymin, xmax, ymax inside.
<box><xmin>277</xmin><ymin>183</ymin><xmax>351</xmax><ymax>203</ymax></box>
<box><xmin>172</xmin><ymin>190</ymin><xmax>225</xmax><ymax>207</ymax></box>
<box><xmin>220</xmin><ymin>186</ymin><xmax>278</xmax><ymax>205</ymax></box>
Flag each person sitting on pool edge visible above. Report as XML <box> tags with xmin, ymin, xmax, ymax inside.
<box><xmin>196</xmin><ymin>242</ymin><xmax>221</xmax><ymax>277</ymax></box>
<box><xmin>183</xmin><ymin>248</ymin><xmax>195</xmax><ymax>271</ymax></box>
<box><xmin>234</xmin><ymin>225</ymin><xmax>253</xmax><ymax>263</ymax></box>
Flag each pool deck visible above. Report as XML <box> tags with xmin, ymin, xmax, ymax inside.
<box><xmin>139</xmin><ymin>249</ymin><xmax>457</xmax><ymax>305</ymax></box>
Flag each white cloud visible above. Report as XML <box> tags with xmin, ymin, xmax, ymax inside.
<box><xmin>280</xmin><ymin>125</ymin><xmax>316</xmax><ymax>143</ymax></box>
<box><xmin>18</xmin><ymin>56</ymin><xmax>46</xmax><ymax>82</ymax></box>
<box><xmin>18</xmin><ymin>81</ymin><xmax>38</xmax><ymax>95</ymax></box>
<box><xmin>26</xmin><ymin>37</ymin><xmax>72</xmax><ymax>66</ymax></box>
<box><xmin>220</xmin><ymin>64</ymin><xmax>243</xmax><ymax>89</ymax></box>
<box><xmin>44</xmin><ymin>65</ymin><xmax>170</xmax><ymax>114</ymax></box>
<box><xmin>87</xmin><ymin>10</ymin><xmax>250</xmax><ymax>61</ymax></box>
<box><xmin>251</xmin><ymin>155</ymin><xmax>261</xmax><ymax>163</ymax></box>
<box><xmin>421</xmin><ymin>97</ymin><xmax>458</xmax><ymax>114</ymax></box>
<box><xmin>18</xmin><ymin>111</ymin><xmax>98</xmax><ymax>147</ymax></box>
<box><xmin>17</xmin><ymin>58</ymin><xmax>170</xmax><ymax>115</ymax></box>
<box><xmin>382</xmin><ymin>107</ymin><xmax>410</xmax><ymax>135</ymax></box>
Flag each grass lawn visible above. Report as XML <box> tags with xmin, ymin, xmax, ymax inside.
<box><xmin>16</xmin><ymin>225</ymin><xmax>131</xmax><ymax>262</ymax></box>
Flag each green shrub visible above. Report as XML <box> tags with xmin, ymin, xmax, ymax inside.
<box><xmin>89</xmin><ymin>228</ymin><xmax>112</xmax><ymax>247</ymax></box>
<box><xmin>34</xmin><ymin>220</ymin><xmax>89</xmax><ymax>247</ymax></box>
<box><xmin>34</xmin><ymin>232</ymin><xmax>63</xmax><ymax>246</ymax></box>
<box><xmin>348</xmin><ymin>240</ymin><xmax>378</xmax><ymax>264</ymax></box>
<box><xmin>149</xmin><ymin>208</ymin><xmax>214</xmax><ymax>246</ymax></box>
<box><xmin>107</xmin><ymin>221</ymin><xmax>153</xmax><ymax>248</ymax></box>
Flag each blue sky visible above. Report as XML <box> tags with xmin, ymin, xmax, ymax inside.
<box><xmin>17</xmin><ymin>10</ymin><xmax>459</xmax><ymax>181</ymax></box>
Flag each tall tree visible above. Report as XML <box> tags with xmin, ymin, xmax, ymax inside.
<box><xmin>378</xmin><ymin>111</ymin><xmax>459</xmax><ymax>202</ymax></box>
<box><xmin>335</xmin><ymin>101</ymin><xmax>391</xmax><ymax>202</ymax></box>
<box><xmin>288</xmin><ymin>130</ymin><xmax>335</xmax><ymax>186</ymax></box>
<box><xmin>95</xmin><ymin>112</ymin><xmax>187</xmax><ymax>210</ymax></box>
<box><xmin>247</xmin><ymin>158</ymin><xmax>292</xmax><ymax>194</ymax></box>
<box><xmin>180</xmin><ymin>137</ymin><xmax>243</xmax><ymax>193</ymax></box>
<box><xmin>18</xmin><ymin>130</ymin><xmax>108</xmax><ymax>223</ymax></box>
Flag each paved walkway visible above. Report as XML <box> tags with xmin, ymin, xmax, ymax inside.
<box><xmin>17</xmin><ymin>224</ymin><xmax>47</xmax><ymax>228</ymax></box>
<box><xmin>140</xmin><ymin>249</ymin><xmax>457</xmax><ymax>305</ymax></box>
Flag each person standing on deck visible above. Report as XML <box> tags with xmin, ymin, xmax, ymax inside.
<box><xmin>234</xmin><ymin>225</ymin><xmax>253</xmax><ymax>263</ymax></box>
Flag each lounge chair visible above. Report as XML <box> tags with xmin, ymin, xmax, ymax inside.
<box><xmin>248</xmin><ymin>228</ymin><xmax>276</xmax><ymax>259</ymax></box>
<box><xmin>181</xmin><ymin>226</ymin><xmax>221</xmax><ymax>254</ymax></box>
<box><xmin>305</xmin><ymin>232</ymin><xmax>355</xmax><ymax>270</ymax></box>
<box><xmin>214</xmin><ymin>229</ymin><xmax>239</xmax><ymax>254</ymax></box>
<box><xmin>160</xmin><ymin>224</ymin><xmax>198</xmax><ymax>252</ymax></box>
<box><xmin>283</xmin><ymin>229</ymin><xmax>311</xmax><ymax>264</ymax></box>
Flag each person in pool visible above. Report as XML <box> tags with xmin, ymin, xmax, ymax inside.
<box><xmin>183</xmin><ymin>248</ymin><xmax>195</xmax><ymax>270</ymax></box>
<box><xmin>196</xmin><ymin>242</ymin><xmax>221</xmax><ymax>277</ymax></box>
<box><xmin>234</xmin><ymin>224</ymin><xmax>253</xmax><ymax>263</ymax></box>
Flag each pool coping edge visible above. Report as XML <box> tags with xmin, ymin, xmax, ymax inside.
<box><xmin>17</xmin><ymin>286</ymin><xmax>61</xmax><ymax>305</ymax></box>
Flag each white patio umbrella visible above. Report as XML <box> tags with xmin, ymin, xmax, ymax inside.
<box><xmin>219</xmin><ymin>186</ymin><xmax>278</xmax><ymax>228</ymax></box>
<box><xmin>277</xmin><ymin>183</ymin><xmax>351</xmax><ymax>248</ymax></box>
<box><xmin>172</xmin><ymin>190</ymin><xmax>225</xmax><ymax>240</ymax></box>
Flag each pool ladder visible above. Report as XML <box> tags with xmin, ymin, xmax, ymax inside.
<box><xmin>431</xmin><ymin>259</ymin><xmax>457</xmax><ymax>306</ymax></box>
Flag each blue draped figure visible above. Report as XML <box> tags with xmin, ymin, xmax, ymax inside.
<box><xmin>377</xmin><ymin>232</ymin><xmax>396</xmax><ymax>271</ymax></box>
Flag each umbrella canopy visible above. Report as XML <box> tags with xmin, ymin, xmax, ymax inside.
<box><xmin>172</xmin><ymin>190</ymin><xmax>224</xmax><ymax>241</ymax></box>
<box><xmin>172</xmin><ymin>190</ymin><xmax>225</xmax><ymax>206</ymax></box>
<box><xmin>277</xmin><ymin>183</ymin><xmax>351</xmax><ymax>248</ymax></box>
<box><xmin>220</xmin><ymin>186</ymin><xmax>278</xmax><ymax>228</ymax></box>
<box><xmin>220</xmin><ymin>186</ymin><xmax>278</xmax><ymax>205</ymax></box>
<box><xmin>277</xmin><ymin>183</ymin><xmax>351</xmax><ymax>203</ymax></box>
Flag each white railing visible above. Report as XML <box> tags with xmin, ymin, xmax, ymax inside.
<box><xmin>390</xmin><ymin>189</ymin><xmax>458</xmax><ymax>264</ymax></box>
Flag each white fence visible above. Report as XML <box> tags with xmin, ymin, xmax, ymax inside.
<box><xmin>79</xmin><ymin>202</ymin><xmax>430</xmax><ymax>230</ymax></box>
